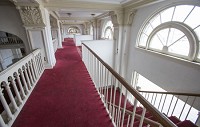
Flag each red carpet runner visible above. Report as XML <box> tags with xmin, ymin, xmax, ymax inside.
<box><xmin>13</xmin><ymin>39</ymin><xmax>113</xmax><ymax>127</ymax></box>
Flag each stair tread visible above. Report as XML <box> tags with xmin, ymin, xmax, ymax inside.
<box><xmin>176</xmin><ymin>120</ymin><xmax>198</xmax><ymax>127</ymax></box>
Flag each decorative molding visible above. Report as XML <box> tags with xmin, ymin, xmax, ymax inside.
<box><xmin>50</xmin><ymin>15</ymin><xmax>58</xmax><ymax>28</ymax></box>
<box><xmin>17</xmin><ymin>6</ymin><xmax>45</xmax><ymax>27</ymax></box>
<box><xmin>124</xmin><ymin>9</ymin><xmax>137</xmax><ymax>26</ymax></box>
<box><xmin>110</xmin><ymin>9</ymin><xmax>124</xmax><ymax>26</ymax></box>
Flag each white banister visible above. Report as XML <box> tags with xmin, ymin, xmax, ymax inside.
<box><xmin>82</xmin><ymin>43</ymin><xmax>176</xmax><ymax>127</ymax></box>
<box><xmin>0</xmin><ymin>49</ymin><xmax>44</xmax><ymax>127</ymax></box>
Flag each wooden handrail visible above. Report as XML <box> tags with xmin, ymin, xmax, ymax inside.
<box><xmin>82</xmin><ymin>43</ymin><xmax>177</xmax><ymax>127</ymax></box>
<box><xmin>139</xmin><ymin>90</ymin><xmax>200</xmax><ymax>97</ymax></box>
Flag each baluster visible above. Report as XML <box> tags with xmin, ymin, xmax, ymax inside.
<box><xmin>179</xmin><ymin>96</ymin><xmax>189</xmax><ymax>119</ymax></box>
<box><xmin>103</xmin><ymin>67</ymin><xmax>107</xmax><ymax>103</ymax></box>
<box><xmin>22</xmin><ymin>65</ymin><xmax>32</xmax><ymax>90</ymax></box>
<box><xmin>29</xmin><ymin>61</ymin><xmax>36</xmax><ymax>82</ymax></box>
<box><xmin>39</xmin><ymin>53</ymin><xmax>44</xmax><ymax>71</ymax></box>
<box><xmin>158</xmin><ymin>94</ymin><xmax>163</xmax><ymax>110</ymax></box>
<box><xmin>130</xmin><ymin>98</ymin><xmax>138</xmax><ymax>127</ymax></box>
<box><xmin>36</xmin><ymin>55</ymin><xmax>41</xmax><ymax>74</ymax></box>
<box><xmin>161</xmin><ymin>94</ymin><xmax>167</xmax><ymax>112</ymax></box>
<box><xmin>171</xmin><ymin>96</ymin><xmax>179</xmax><ymax>116</ymax></box>
<box><xmin>0</xmin><ymin>84</ymin><xmax>13</xmax><ymax>121</ymax></box>
<box><xmin>127</xmin><ymin>114</ymin><xmax>130</xmax><ymax>127</ymax></box>
<box><xmin>35</xmin><ymin>55</ymin><xmax>40</xmax><ymax>75</ymax></box>
<box><xmin>121</xmin><ymin>90</ymin><xmax>128</xmax><ymax>127</ymax></box>
<box><xmin>8</xmin><ymin>76</ymin><xmax>22</xmax><ymax>105</ymax></box>
<box><xmin>112</xmin><ymin>78</ymin><xmax>117</xmax><ymax>122</ymax></box>
<box><xmin>38</xmin><ymin>54</ymin><xmax>43</xmax><ymax>74</ymax></box>
<box><xmin>13</xmin><ymin>72</ymin><xmax>25</xmax><ymax>99</ymax></box>
<box><xmin>109</xmin><ymin>76</ymin><xmax>113</xmax><ymax>115</ymax></box>
<box><xmin>18</xmin><ymin>69</ymin><xmax>29</xmax><ymax>94</ymax></box>
<box><xmin>185</xmin><ymin>97</ymin><xmax>196</xmax><ymax>120</ymax></box>
<box><xmin>105</xmin><ymin>71</ymin><xmax>110</xmax><ymax>108</ymax></box>
<box><xmin>97</xmin><ymin>61</ymin><xmax>100</xmax><ymax>94</ymax></box>
<box><xmin>139</xmin><ymin>107</ymin><xmax>146</xmax><ymax>127</ymax></box>
<box><xmin>150</xmin><ymin>93</ymin><xmax>154</xmax><ymax>103</ymax></box>
<box><xmin>0</xmin><ymin>115</ymin><xmax>6</xmax><ymax>127</ymax></box>
<box><xmin>2</xmin><ymin>81</ymin><xmax>18</xmax><ymax>113</ymax></box>
<box><xmin>31</xmin><ymin>59</ymin><xmax>38</xmax><ymax>79</ymax></box>
<box><xmin>117</xmin><ymin>83</ymin><xmax>123</xmax><ymax>127</ymax></box>
<box><xmin>26</xmin><ymin>63</ymin><xmax>34</xmax><ymax>86</ymax></box>
<box><xmin>153</xmin><ymin>93</ymin><xmax>157</xmax><ymax>106</ymax></box>
<box><xmin>167</xmin><ymin>95</ymin><xmax>174</xmax><ymax>115</ymax></box>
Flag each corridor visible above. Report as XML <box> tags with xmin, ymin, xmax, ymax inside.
<box><xmin>13</xmin><ymin>39</ymin><xmax>113</xmax><ymax>127</ymax></box>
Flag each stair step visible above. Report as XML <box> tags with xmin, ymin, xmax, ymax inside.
<box><xmin>176</xmin><ymin>120</ymin><xmax>198</xmax><ymax>127</ymax></box>
<box><xmin>168</xmin><ymin>116</ymin><xmax>181</xmax><ymax>124</ymax></box>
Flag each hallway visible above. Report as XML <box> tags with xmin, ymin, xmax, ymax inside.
<box><xmin>13</xmin><ymin>39</ymin><xmax>113</xmax><ymax>127</ymax></box>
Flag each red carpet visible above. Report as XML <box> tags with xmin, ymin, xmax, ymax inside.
<box><xmin>13</xmin><ymin>39</ymin><xmax>113</xmax><ymax>127</ymax></box>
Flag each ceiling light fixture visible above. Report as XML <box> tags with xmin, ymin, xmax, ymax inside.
<box><xmin>91</xmin><ymin>14</ymin><xmax>95</xmax><ymax>17</ymax></box>
<box><xmin>67</xmin><ymin>13</ymin><xmax>72</xmax><ymax>17</ymax></box>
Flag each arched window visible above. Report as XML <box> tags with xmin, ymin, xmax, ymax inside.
<box><xmin>104</xmin><ymin>26</ymin><xmax>113</xmax><ymax>39</ymax></box>
<box><xmin>67</xmin><ymin>26</ymin><xmax>80</xmax><ymax>34</ymax></box>
<box><xmin>138</xmin><ymin>4</ymin><xmax>200</xmax><ymax>62</ymax></box>
<box><xmin>102</xmin><ymin>20</ymin><xmax>113</xmax><ymax>39</ymax></box>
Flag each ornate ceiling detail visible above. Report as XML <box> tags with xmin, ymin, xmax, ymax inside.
<box><xmin>17</xmin><ymin>6</ymin><xmax>45</xmax><ymax>26</ymax></box>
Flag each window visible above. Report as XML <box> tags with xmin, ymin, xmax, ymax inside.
<box><xmin>138</xmin><ymin>5</ymin><xmax>200</xmax><ymax>62</ymax></box>
<box><xmin>102</xmin><ymin>20</ymin><xmax>113</xmax><ymax>39</ymax></box>
<box><xmin>67</xmin><ymin>26</ymin><xmax>80</xmax><ymax>34</ymax></box>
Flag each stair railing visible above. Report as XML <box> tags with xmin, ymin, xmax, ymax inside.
<box><xmin>0</xmin><ymin>49</ymin><xmax>45</xmax><ymax>127</ymax></box>
<box><xmin>82</xmin><ymin>43</ymin><xmax>177</xmax><ymax>127</ymax></box>
<box><xmin>139</xmin><ymin>90</ymin><xmax>200</xmax><ymax>125</ymax></box>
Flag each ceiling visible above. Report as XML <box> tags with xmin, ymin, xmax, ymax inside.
<box><xmin>6</xmin><ymin>0</ymin><xmax>163</xmax><ymax>25</ymax></box>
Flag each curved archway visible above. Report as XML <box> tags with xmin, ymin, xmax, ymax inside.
<box><xmin>0</xmin><ymin>31</ymin><xmax>25</xmax><ymax>71</ymax></box>
<box><xmin>67</xmin><ymin>26</ymin><xmax>81</xmax><ymax>34</ymax></box>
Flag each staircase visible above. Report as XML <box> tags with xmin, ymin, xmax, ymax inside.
<box><xmin>82</xmin><ymin>43</ymin><xmax>200</xmax><ymax>127</ymax></box>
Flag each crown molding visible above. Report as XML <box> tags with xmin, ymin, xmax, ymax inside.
<box><xmin>43</xmin><ymin>1</ymin><xmax>122</xmax><ymax>11</ymax></box>
<box><xmin>122</xmin><ymin>0</ymin><xmax>165</xmax><ymax>9</ymax></box>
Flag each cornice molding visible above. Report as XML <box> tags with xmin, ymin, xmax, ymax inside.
<box><xmin>43</xmin><ymin>1</ymin><xmax>122</xmax><ymax>11</ymax></box>
<box><xmin>123</xmin><ymin>0</ymin><xmax>165</xmax><ymax>9</ymax></box>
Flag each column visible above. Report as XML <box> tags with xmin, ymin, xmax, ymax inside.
<box><xmin>120</xmin><ymin>9</ymin><xmax>137</xmax><ymax>79</ymax></box>
<box><xmin>110</xmin><ymin>10</ymin><xmax>124</xmax><ymax>73</ymax></box>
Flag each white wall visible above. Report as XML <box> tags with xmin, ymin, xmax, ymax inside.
<box><xmin>125</xmin><ymin>0</ymin><xmax>200</xmax><ymax>93</ymax></box>
<box><xmin>0</xmin><ymin>5</ymin><xmax>29</xmax><ymax>53</ymax></box>
<box><xmin>0</xmin><ymin>49</ymin><xmax>15</xmax><ymax>69</ymax></box>
<box><xmin>75</xmin><ymin>35</ymin><xmax>93</xmax><ymax>46</ymax></box>
<box><xmin>82</xmin><ymin>40</ymin><xmax>114</xmax><ymax>67</ymax></box>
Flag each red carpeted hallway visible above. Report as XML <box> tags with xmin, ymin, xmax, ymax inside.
<box><xmin>13</xmin><ymin>38</ymin><xmax>113</xmax><ymax>127</ymax></box>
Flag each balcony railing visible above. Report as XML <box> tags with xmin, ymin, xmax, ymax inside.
<box><xmin>139</xmin><ymin>90</ymin><xmax>200</xmax><ymax>125</ymax></box>
<box><xmin>82</xmin><ymin>43</ymin><xmax>177</xmax><ymax>127</ymax></box>
<box><xmin>0</xmin><ymin>37</ymin><xmax>24</xmax><ymax>49</ymax></box>
<box><xmin>0</xmin><ymin>49</ymin><xmax>44</xmax><ymax>127</ymax></box>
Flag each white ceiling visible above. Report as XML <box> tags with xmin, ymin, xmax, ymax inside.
<box><xmin>6</xmin><ymin>0</ymin><xmax>164</xmax><ymax>25</ymax></box>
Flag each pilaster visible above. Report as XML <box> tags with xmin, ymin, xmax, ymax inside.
<box><xmin>120</xmin><ymin>9</ymin><xmax>137</xmax><ymax>78</ymax></box>
<box><xmin>16</xmin><ymin>5</ymin><xmax>56</xmax><ymax>69</ymax></box>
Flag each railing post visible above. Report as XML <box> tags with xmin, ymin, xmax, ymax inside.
<box><xmin>13</xmin><ymin>72</ymin><xmax>26</xmax><ymax>99</ymax></box>
<box><xmin>8</xmin><ymin>76</ymin><xmax>23</xmax><ymax>105</ymax></box>
<box><xmin>18</xmin><ymin>69</ymin><xmax>29</xmax><ymax>94</ymax></box>
<box><xmin>22</xmin><ymin>65</ymin><xmax>32</xmax><ymax>90</ymax></box>
<box><xmin>0</xmin><ymin>82</ymin><xmax>14</xmax><ymax>121</ymax></box>
<box><xmin>0</xmin><ymin>114</ymin><xmax>6</xmax><ymax>127</ymax></box>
